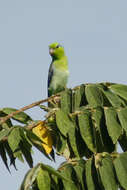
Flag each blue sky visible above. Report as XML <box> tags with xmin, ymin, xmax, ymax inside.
<box><xmin>0</xmin><ymin>0</ymin><xmax>127</xmax><ymax>189</ymax></box>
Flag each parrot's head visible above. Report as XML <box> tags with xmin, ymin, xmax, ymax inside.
<box><xmin>49</xmin><ymin>42</ymin><xmax>65</xmax><ymax>59</ymax></box>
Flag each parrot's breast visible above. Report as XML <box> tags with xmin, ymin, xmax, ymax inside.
<box><xmin>49</xmin><ymin>67</ymin><xmax>69</xmax><ymax>95</ymax></box>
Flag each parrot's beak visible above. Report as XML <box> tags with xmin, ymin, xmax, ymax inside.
<box><xmin>49</xmin><ymin>48</ymin><xmax>54</xmax><ymax>55</ymax></box>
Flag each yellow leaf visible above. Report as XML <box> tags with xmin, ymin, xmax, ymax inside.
<box><xmin>32</xmin><ymin>121</ymin><xmax>53</xmax><ymax>154</ymax></box>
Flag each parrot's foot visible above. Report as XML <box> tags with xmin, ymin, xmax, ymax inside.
<box><xmin>48</xmin><ymin>96</ymin><xmax>60</xmax><ymax>108</ymax></box>
<box><xmin>53</xmin><ymin>96</ymin><xmax>60</xmax><ymax>104</ymax></box>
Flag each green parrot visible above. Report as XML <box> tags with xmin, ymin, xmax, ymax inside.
<box><xmin>48</xmin><ymin>42</ymin><xmax>69</xmax><ymax>97</ymax></box>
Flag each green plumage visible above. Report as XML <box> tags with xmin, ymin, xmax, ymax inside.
<box><xmin>48</xmin><ymin>43</ymin><xmax>69</xmax><ymax>97</ymax></box>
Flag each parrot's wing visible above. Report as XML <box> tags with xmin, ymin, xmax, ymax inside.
<box><xmin>48</xmin><ymin>63</ymin><xmax>54</xmax><ymax>97</ymax></box>
<box><xmin>48</xmin><ymin>63</ymin><xmax>53</xmax><ymax>87</ymax></box>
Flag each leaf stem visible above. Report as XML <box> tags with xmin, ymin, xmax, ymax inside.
<box><xmin>0</xmin><ymin>94</ymin><xmax>60</xmax><ymax>125</ymax></box>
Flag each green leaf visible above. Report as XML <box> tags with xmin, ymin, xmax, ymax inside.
<box><xmin>2</xmin><ymin>120</ymin><xmax>13</xmax><ymax>129</ymax></box>
<box><xmin>117</xmin><ymin>107</ymin><xmax>127</xmax><ymax>135</ymax></box>
<box><xmin>100</xmin><ymin>114</ymin><xmax>116</xmax><ymax>153</ymax></box>
<box><xmin>37</xmin><ymin>168</ymin><xmax>51</xmax><ymax>190</ymax></box>
<box><xmin>114</xmin><ymin>152</ymin><xmax>127</xmax><ymax>189</ymax></box>
<box><xmin>79</xmin><ymin>84</ymin><xmax>87</xmax><ymax>106</ymax></box>
<box><xmin>91</xmin><ymin>108</ymin><xmax>104</xmax><ymax>152</ymax></box>
<box><xmin>72</xmin><ymin>85</ymin><xmax>86</xmax><ymax>111</ymax></box>
<box><xmin>56</xmin><ymin>110</ymin><xmax>74</xmax><ymax>137</ymax></box>
<box><xmin>100</xmin><ymin>87</ymin><xmax>125</xmax><ymax>107</ymax></box>
<box><xmin>20</xmin><ymin>137</ymin><xmax>33</xmax><ymax>168</ymax></box>
<box><xmin>2</xmin><ymin>107</ymin><xmax>32</xmax><ymax>124</ymax></box>
<box><xmin>78</xmin><ymin>112</ymin><xmax>96</xmax><ymax>152</ymax></box>
<box><xmin>4</xmin><ymin>141</ymin><xmax>16</xmax><ymax>169</ymax></box>
<box><xmin>68</xmin><ymin>126</ymin><xmax>80</xmax><ymax>158</ymax></box>
<box><xmin>104</xmin><ymin>107</ymin><xmax>122</xmax><ymax>144</ymax></box>
<box><xmin>50</xmin><ymin>174</ymin><xmax>59</xmax><ymax>190</ymax></box>
<box><xmin>91</xmin><ymin>108</ymin><xmax>103</xmax><ymax>134</ymax></box>
<box><xmin>56</xmin><ymin>134</ymin><xmax>67</xmax><ymax>154</ymax></box>
<box><xmin>98</xmin><ymin>155</ymin><xmax>118</xmax><ymax>190</ymax></box>
<box><xmin>20</xmin><ymin>164</ymin><xmax>41</xmax><ymax>190</ymax></box>
<box><xmin>75</xmin><ymin>127</ymin><xmax>92</xmax><ymax>158</ymax></box>
<box><xmin>60</xmin><ymin>164</ymin><xmax>78</xmax><ymax>190</ymax></box>
<box><xmin>8</xmin><ymin>127</ymin><xmax>28</xmax><ymax>163</ymax></box>
<box><xmin>8</xmin><ymin>127</ymin><xmax>22</xmax><ymax>152</ymax></box>
<box><xmin>60</xmin><ymin>89</ymin><xmax>72</xmax><ymax>113</ymax></box>
<box><xmin>0</xmin><ymin>128</ymin><xmax>12</xmax><ymax>141</ymax></box>
<box><xmin>73</xmin><ymin>87</ymin><xmax>82</xmax><ymax>111</ymax></box>
<box><xmin>74</xmin><ymin>161</ymin><xmax>86</xmax><ymax>190</ymax></box>
<box><xmin>0</xmin><ymin>111</ymin><xmax>13</xmax><ymax>129</ymax></box>
<box><xmin>85</xmin><ymin>85</ymin><xmax>103</xmax><ymax>107</ymax></box>
<box><xmin>85</xmin><ymin>158</ymin><xmax>96</xmax><ymax>190</ymax></box>
<box><xmin>14</xmin><ymin>150</ymin><xmax>24</xmax><ymax>163</ymax></box>
<box><xmin>40</xmin><ymin>163</ymin><xmax>72</xmax><ymax>182</ymax></box>
<box><xmin>110</xmin><ymin>84</ymin><xmax>127</xmax><ymax>101</ymax></box>
<box><xmin>0</xmin><ymin>143</ymin><xmax>10</xmax><ymax>172</ymax></box>
<box><xmin>119</xmin><ymin>132</ymin><xmax>127</xmax><ymax>151</ymax></box>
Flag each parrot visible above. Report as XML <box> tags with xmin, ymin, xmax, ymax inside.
<box><xmin>33</xmin><ymin>43</ymin><xmax>70</xmax><ymax>158</ymax></box>
<box><xmin>48</xmin><ymin>42</ymin><xmax>69</xmax><ymax>98</ymax></box>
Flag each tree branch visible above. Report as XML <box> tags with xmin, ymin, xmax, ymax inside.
<box><xmin>0</xmin><ymin>94</ymin><xmax>60</xmax><ymax>125</ymax></box>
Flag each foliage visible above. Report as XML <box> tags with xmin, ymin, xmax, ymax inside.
<box><xmin>32</xmin><ymin>121</ymin><xmax>53</xmax><ymax>154</ymax></box>
<box><xmin>1</xmin><ymin>82</ymin><xmax>127</xmax><ymax>189</ymax></box>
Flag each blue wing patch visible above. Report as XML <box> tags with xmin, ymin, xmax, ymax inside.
<box><xmin>48</xmin><ymin>62</ymin><xmax>54</xmax><ymax>97</ymax></box>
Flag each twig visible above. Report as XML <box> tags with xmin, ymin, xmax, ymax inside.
<box><xmin>0</xmin><ymin>94</ymin><xmax>60</xmax><ymax>125</ymax></box>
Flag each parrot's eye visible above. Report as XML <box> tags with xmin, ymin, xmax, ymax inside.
<box><xmin>56</xmin><ymin>45</ymin><xmax>61</xmax><ymax>48</ymax></box>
